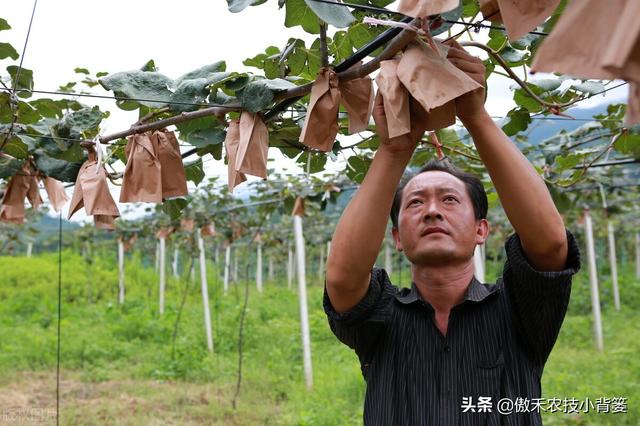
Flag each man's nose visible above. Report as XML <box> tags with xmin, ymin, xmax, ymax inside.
<box><xmin>423</xmin><ymin>200</ymin><xmax>443</xmax><ymax>220</ymax></box>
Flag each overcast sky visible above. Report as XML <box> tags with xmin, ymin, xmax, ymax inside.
<box><xmin>2</xmin><ymin>0</ymin><xmax>628</xmax><ymax>222</ymax></box>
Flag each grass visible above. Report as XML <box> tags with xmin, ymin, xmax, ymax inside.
<box><xmin>0</xmin><ymin>250</ymin><xmax>638</xmax><ymax>425</ymax></box>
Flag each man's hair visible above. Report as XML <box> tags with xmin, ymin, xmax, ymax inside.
<box><xmin>390</xmin><ymin>159</ymin><xmax>488</xmax><ymax>229</ymax></box>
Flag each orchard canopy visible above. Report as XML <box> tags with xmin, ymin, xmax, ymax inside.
<box><xmin>0</xmin><ymin>0</ymin><xmax>639</xmax><ymax>237</ymax></box>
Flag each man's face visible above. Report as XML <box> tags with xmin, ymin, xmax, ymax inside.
<box><xmin>392</xmin><ymin>171</ymin><xmax>488</xmax><ymax>266</ymax></box>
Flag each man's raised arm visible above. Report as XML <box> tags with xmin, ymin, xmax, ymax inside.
<box><xmin>447</xmin><ymin>41</ymin><xmax>568</xmax><ymax>272</ymax></box>
<box><xmin>326</xmin><ymin>95</ymin><xmax>428</xmax><ymax>313</ymax></box>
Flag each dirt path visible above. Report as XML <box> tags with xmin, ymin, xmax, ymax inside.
<box><xmin>0</xmin><ymin>371</ymin><xmax>261</xmax><ymax>425</ymax></box>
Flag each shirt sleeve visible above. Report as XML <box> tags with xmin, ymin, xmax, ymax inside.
<box><xmin>502</xmin><ymin>229</ymin><xmax>581</xmax><ymax>365</ymax></box>
<box><xmin>323</xmin><ymin>267</ymin><xmax>395</xmax><ymax>363</ymax></box>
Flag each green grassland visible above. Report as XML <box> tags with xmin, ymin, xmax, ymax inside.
<box><xmin>0</xmin><ymin>251</ymin><xmax>638</xmax><ymax>425</ymax></box>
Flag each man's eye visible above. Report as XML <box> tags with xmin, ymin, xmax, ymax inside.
<box><xmin>444</xmin><ymin>196</ymin><xmax>458</xmax><ymax>202</ymax></box>
<box><xmin>409</xmin><ymin>199</ymin><xmax>422</xmax><ymax>206</ymax></box>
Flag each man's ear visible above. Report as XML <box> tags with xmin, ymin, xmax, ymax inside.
<box><xmin>476</xmin><ymin>219</ymin><xmax>490</xmax><ymax>245</ymax></box>
<box><xmin>391</xmin><ymin>227</ymin><xmax>403</xmax><ymax>252</ymax></box>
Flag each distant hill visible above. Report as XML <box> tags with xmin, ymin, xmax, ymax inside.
<box><xmin>34</xmin><ymin>214</ymin><xmax>80</xmax><ymax>244</ymax></box>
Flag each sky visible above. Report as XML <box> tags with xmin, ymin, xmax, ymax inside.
<box><xmin>1</xmin><ymin>0</ymin><xmax>628</xmax><ymax>223</ymax></box>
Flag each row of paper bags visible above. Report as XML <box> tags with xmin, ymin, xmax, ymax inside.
<box><xmin>398</xmin><ymin>0</ymin><xmax>639</xmax><ymax>125</ymax></box>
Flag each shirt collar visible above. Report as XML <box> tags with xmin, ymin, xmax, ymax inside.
<box><xmin>394</xmin><ymin>276</ymin><xmax>496</xmax><ymax>305</ymax></box>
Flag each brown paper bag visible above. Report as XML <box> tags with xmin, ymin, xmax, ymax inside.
<box><xmin>625</xmin><ymin>82</ymin><xmax>640</xmax><ymax>126</ymax></box>
<box><xmin>531</xmin><ymin>0</ymin><xmax>624</xmax><ymax>79</ymax></box>
<box><xmin>483</xmin><ymin>0</ymin><xmax>560</xmax><ymax>41</ymax></box>
<box><xmin>68</xmin><ymin>153</ymin><xmax>120</xmax><ymax>230</ymax></box>
<box><xmin>43</xmin><ymin>177</ymin><xmax>69</xmax><ymax>213</ymax></box>
<box><xmin>397</xmin><ymin>42</ymin><xmax>482</xmax><ymax>113</ymax></box>
<box><xmin>291</xmin><ymin>197</ymin><xmax>305</xmax><ymax>217</ymax></box>
<box><xmin>155</xmin><ymin>227</ymin><xmax>174</xmax><ymax>239</ymax></box>
<box><xmin>155</xmin><ymin>130</ymin><xmax>188</xmax><ymax>199</ymax></box>
<box><xmin>120</xmin><ymin>132</ymin><xmax>162</xmax><ymax>203</ymax></box>
<box><xmin>236</xmin><ymin>111</ymin><xmax>269</xmax><ymax>179</ymax></box>
<box><xmin>397</xmin><ymin>0</ymin><xmax>459</xmax><ymax>18</ymax></box>
<box><xmin>121</xmin><ymin>234</ymin><xmax>137</xmax><ymax>251</ymax></box>
<box><xmin>224</xmin><ymin>119</ymin><xmax>247</xmax><ymax>192</ymax></box>
<box><xmin>602</xmin><ymin>1</ymin><xmax>640</xmax><ymax>81</ymax></box>
<box><xmin>201</xmin><ymin>223</ymin><xmax>216</xmax><ymax>237</ymax></box>
<box><xmin>376</xmin><ymin>59</ymin><xmax>411</xmax><ymax>138</ymax></box>
<box><xmin>26</xmin><ymin>171</ymin><xmax>43</xmax><ymax>210</ymax></box>
<box><xmin>479</xmin><ymin>0</ymin><xmax>502</xmax><ymax>22</ymax></box>
<box><xmin>180</xmin><ymin>218</ymin><xmax>195</xmax><ymax>232</ymax></box>
<box><xmin>299</xmin><ymin>68</ymin><xmax>341</xmax><ymax>152</ymax></box>
<box><xmin>338</xmin><ymin>64</ymin><xmax>375</xmax><ymax>134</ymax></box>
<box><xmin>0</xmin><ymin>166</ymin><xmax>32</xmax><ymax>223</ymax></box>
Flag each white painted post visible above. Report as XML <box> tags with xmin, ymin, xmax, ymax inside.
<box><xmin>384</xmin><ymin>240</ymin><xmax>392</xmax><ymax>275</ymax></box>
<box><xmin>159</xmin><ymin>237</ymin><xmax>166</xmax><ymax>315</ymax></box>
<box><xmin>155</xmin><ymin>242</ymin><xmax>160</xmax><ymax>273</ymax></box>
<box><xmin>287</xmin><ymin>244</ymin><xmax>293</xmax><ymax>290</ymax></box>
<box><xmin>606</xmin><ymin>220</ymin><xmax>620</xmax><ymax>311</ymax></box>
<box><xmin>584</xmin><ymin>210</ymin><xmax>604</xmax><ymax>352</ymax></box>
<box><xmin>474</xmin><ymin>245</ymin><xmax>485</xmax><ymax>283</ymax></box>
<box><xmin>172</xmin><ymin>247</ymin><xmax>179</xmax><ymax>278</ymax></box>
<box><xmin>293</xmin><ymin>215</ymin><xmax>313</xmax><ymax>390</ymax></box>
<box><xmin>26</xmin><ymin>242</ymin><xmax>33</xmax><ymax>258</ymax></box>
<box><xmin>198</xmin><ymin>230</ymin><xmax>214</xmax><ymax>352</ymax></box>
<box><xmin>636</xmin><ymin>232</ymin><xmax>640</xmax><ymax>280</ymax></box>
<box><xmin>214</xmin><ymin>245</ymin><xmax>219</xmax><ymax>265</ymax></box>
<box><xmin>118</xmin><ymin>239</ymin><xmax>125</xmax><ymax>304</ymax></box>
<box><xmin>256</xmin><ymin>242</ymin><xmax>263</xmax><ymax>292</ymax></box>
<box><xmin>223</xmin><ymin>244</ymin><xmax>231</xmax><ymax>294</ymax></box>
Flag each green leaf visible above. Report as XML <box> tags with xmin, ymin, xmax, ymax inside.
<box><xmin>513</xmin><ymin>89</ymin><xmax>543</xmax><ymax>113</ymax></box>
<box><xmin>296</xmin><ymin>151</ymin><xmax>327</xmax><ymax>173</ymax></box>
<box><xmin>462</xmin><ymin>0</ymin><xmax>479</xmax><ymax>17</ymax></box>
<box><xmin>16</xmin><ymin>101</ymin><xmax>42</xmax><ymax>124</ymax></box>
<box><xmin>170</xmin><ymin>72</ymin><xmax>233</xmax><ymax>112</ymax></box>
<box><xmin>140</xmin><ymin>59</ymin><xmax>157</xmax><ymax>72</ymax></box>
<box><xmin>1</xmin><ymin>136</ymin><xmax>28</xmax><ymax>159</ymax></box>
<box><xmin>0</xmin><ymin>18</ymin><xmax>11</xmax><ymax>31</ymax></box>
<box><xmin>531</xmin><ymin>78</ymin><xmax>561</xmax><ymax>92</ymax></box>
<box><xmin>345</xmin><ymin>155</ymin><xmax>372</xmax><ymax>183</ymax></box>
<box><xmin>500</xmin><ymin>47</ymin><xmax>528</xmax><ymax>66</ymax></box>
<box><xmin>162</xmin><ymin>198</ymin><xmax>189</xmax><ymax>220</ymax></box>
<box><xmin>30</xmin><ymin>99</ymin><xmax>65</xmax><ymax>119</ymax></box>
<box><xmin>553</xmin><ymin>153</ymin><xmax>580</xmax><ymax>171</ymax></box>
<box><xmin>0</xmin><ymin>42</ymin><xmax>19</xmax><ymax>60</ymax></box>
<box><xmin>615</xmin><ymin>133</ymin><xmax>640</xmax><ymax>160</ymax></box>
<box><xmin>184</xmin><ymin>158</ymin><xmax>205</xmax><ymax>185</ymax></box>
<box><xmin>182</xmin><ymin>128</ymin><xmax>226</xmax><ymax>148</ymax></box>
<box><xmin>240</xmin><ymin>78</ymin><xmax>297</xmax><ymax>112</ymax></box>
<box><xmin>175</xmin><ymin>62</ymin><xmax>227</xmax><ymax>85</ymax></box>
<box><xmin>486</xmin><ymin>28</ymin><xmax>507</xmax><ymax>52</ymax></box>
<box><xmin>99</xmin><ymin>70</ymin><xmax>173</xmax><ymax>108</ymax></box>
<box><xmin>304</xmin><ymin>0</ymin><xmax>355</xmax><ymax>28</ymax></box>
<box><xmin>227</xmin><ymin>0</ymin><xmax>267</xmax><ymax>12</ymax></box>
<box><xmin>74</xmin><ymin>67</ymin><xmax>90</xmax><ymax>75</ymax></box>
<box><xmin>572</xmin><ymin>81</ymin><xmax>605</xmax><ymax>95</ymax></box>
<box><xmin>501</xmin><ymin>108</ymin><xmax>531</xmax><ymax>136</ymax></box>
<box><xmin>33</xmin><ymin>150</ymin><xmax>84</xmax><ymax>182</ymax></box>
<box><xmin>6</xmin><ymin>66</ymin><xmax>34</xmax><ymax>97</ymax></box>
<box><xmin>431</xmin><ymin>3</ymin><xmax>462</xmax><ymax>36</ymax></box>
<box><xmin>285</xmin><ymin>0</ymin><xmax>321</xmax><ymax>34</ymax></box>
<box><xmin>0</xmin><ymin>157</ymin><xmax>23</xmax><ymax>179</ymax></box>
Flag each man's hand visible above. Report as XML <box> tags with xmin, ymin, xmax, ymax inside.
<box><xmin>372</xmin><ymin>91</ymin><xmax>430</xmax><ymax>156</ymax></box>
<box><xmin>445</xmin><ymin>39</ymin><xmax>487</xmax><ymax>123</ymax></box>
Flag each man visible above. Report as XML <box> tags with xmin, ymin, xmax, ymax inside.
<box><xmin>324</xmin><ymin>41</ymin><xmax>581</xmax><ymax>425</ymax></box>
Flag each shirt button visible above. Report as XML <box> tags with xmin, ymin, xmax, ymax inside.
<box><xmin>444</xmin><ymin>346</ymin><xmax>451</xmax><ymax>353</ymax></box>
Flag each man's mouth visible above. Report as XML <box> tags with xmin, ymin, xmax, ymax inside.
<box><xmin>422</xmin><ymin>227</ymin><xmax>448</xmax><ymax>236</ymax></box>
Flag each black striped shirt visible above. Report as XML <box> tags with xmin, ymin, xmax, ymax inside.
<box><xmin>323</xmin><ymin>231</ymin><xmax>581</xmax><ymax>425</ymax></box>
